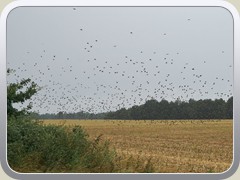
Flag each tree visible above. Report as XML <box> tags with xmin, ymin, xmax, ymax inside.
<box><xmin>57</xmin><ymin>111</ymin><xmax>64</xmax><ymax>119</ymax></box>
<box><xmin>142</xmin><ymin>99</ymin><xmax>159</xmax><ymax>119</ymax></box>
<box><xmin>103</xmin><ymin>96</ymin><xmax>233</xmax><ymax>120</ymax></box>
<box><xmin>7</xmin><ymin>69</ymin><xmax>39</xmax><ymax>118</ymax></box>
<box><xmin>226</xmin><ymin>97</ymin><xmax>233</xmax><ymax>119</ymax></box>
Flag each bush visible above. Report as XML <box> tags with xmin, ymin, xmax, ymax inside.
<box><xmin>7</xmin><ymin>117</ymin><xmax>116</xmax><ymax>173</ymax></box>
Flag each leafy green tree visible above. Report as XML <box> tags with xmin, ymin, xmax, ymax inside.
<box><xmin>7</xmin><ymin>69</ymin><xmax>39</xmax><ymax>118</ymax></box>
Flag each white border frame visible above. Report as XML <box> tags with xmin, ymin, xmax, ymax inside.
<box><xmin>0</xmin><ymin>0</ymin><xmax>239</xmax><ymax>179</ymax></box>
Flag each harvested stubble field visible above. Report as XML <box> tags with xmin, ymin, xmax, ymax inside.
<box><xmin>41</xmin><ymin>119</ymin><xmax>233</xmax><ymax>173</ymax></box>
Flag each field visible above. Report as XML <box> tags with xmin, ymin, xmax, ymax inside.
<box><xmin>41</xmin><ymin>119</ymin><xmax>233</xmax><ymax>173</ymax></box>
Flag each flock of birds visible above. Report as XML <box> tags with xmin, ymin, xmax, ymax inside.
<box><xmin>7</xmin><ymin>8</ymin><xmax>233</xmax><ymax>115</ymax></box>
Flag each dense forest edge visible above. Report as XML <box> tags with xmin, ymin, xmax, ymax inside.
<box><xmin>36</xmin><ymin>97</ymin><xmax>233</xmax><ymax>120</ymax></box>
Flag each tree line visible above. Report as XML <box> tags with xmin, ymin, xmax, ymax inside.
<box><xmin>37</xmin><ymin>97</ymin><xmax>233</xmax><ymax>120</ymax></box>
<box><xmin>104</xmin><ymin>97</ymin><xmax>233</xmax><ymax>120</ymax></box>
<box><xmin>35</xmin><ymin>111</ymin><xmax>107</xmax><ymax>120</ymax></box>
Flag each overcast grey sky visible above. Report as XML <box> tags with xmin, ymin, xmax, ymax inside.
<box><xmin>7</xmin><ymin>7</ymin><xmax>233</xmax><ymax>114</ymax></box>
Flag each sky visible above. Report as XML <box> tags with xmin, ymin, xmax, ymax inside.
<box><xmin>6</xmin><ymin>7</ymin><xmax>233</xmax><ymax>114</ymax></box>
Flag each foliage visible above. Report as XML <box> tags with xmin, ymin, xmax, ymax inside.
<box><xmin>37</xmin><ymin>97</ymin><xmax>233</xmax><ymax>120</ymax></box>
<box><xmin>7</xmin><ymin>117</ymin><xmax>116</xmax><ymax>173</ymax></box>
<box><xmin>104</xmin><ymin>98</ymin><xmax>233</xmax><ymax>120</ymax></box>
<box><xmin>7</xmin><ymin>70</ymin><xmax>117</xmax><ymax>173</ymax></box>
<box><xmin>38</xmin><ymin>111</ymin><xmax>108</xmax><ymax>120</ymax></box>
<box><xmin>7</xmin><ymin>68</ymin><xmax>39</xmax><ymax>117</ymax></box>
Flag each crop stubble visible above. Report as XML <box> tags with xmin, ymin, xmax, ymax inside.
<box><xmin>42</xmin><ymin>119</ymin><xmax>233</xmax><ymax>173</ymax></box>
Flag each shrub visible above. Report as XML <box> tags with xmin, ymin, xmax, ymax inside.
<box><xmin>7</xmin><ymin>117</ymin><xmax>116</xmax><ymax>173</ymax></box>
